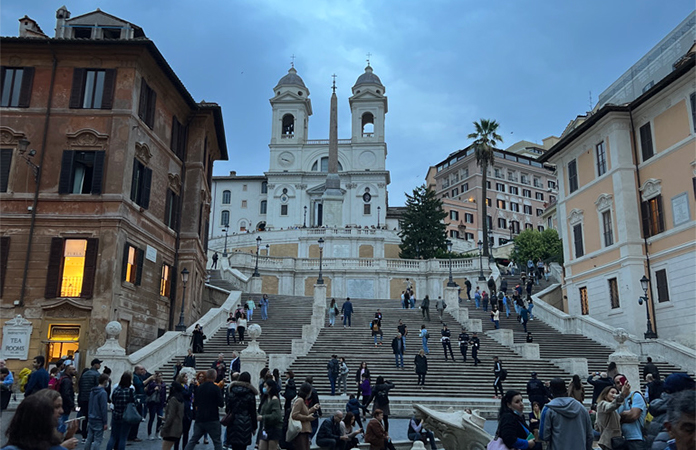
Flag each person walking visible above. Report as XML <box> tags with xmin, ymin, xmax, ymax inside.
<box><xmin>538</xmin><ymin>378</ymin><xmax>593</xmax><ymax>450</ymax></box>
<box><xmin>487</xmin><ymin>275</ymin><xmax>497</xmax><ymax>297</ymax></box>
<box><xmin>435</xmin><ymin>297</ymin><xmax>446</xmax><ymax>322</ymax></box>
<box><xmin>520</xmin><ymin>303</ymin><xmax>529</xmax><ymax>333</ymax></box>
<box><xmin>474</xmin><ymin>287</ymin><xmax>481</xmax><ymax>309</ymax></box>
<box><xmin>184</xmin><ymin>370</ymin><xmax>224</xmax><ymax>450</ymax></box>
<box><xmin>471</xmin><ymin>332</ymin><xmax>481</xmax><ymax>366</ymax></box>
<box><xmin>355</xmin><ymin>362</ymin><xmax>371</xmax><ymax>399</ymax></box>
<box><xmin>371</xmin><ymin>319</ymin><xmax>383</xmax><ymax>346</ymax></box>
<box><xmin>23</xmin><ymin>355</ymin><xmax>49</xmax><ymax>396</ymax></box>
<box><xmin>440</xmin><ymin>325</ymin><xmax>455</xmax><ymax>361</ymax></box>
<box><xmin>492</xmin><ymin>306</ymin><xmax>500</xmax><ymax>329</ymax></box>
<box><xmin>595</xmin><ymin>383</ymin><xmax>630</xmax><ymax>450</ymax></box>
<box><xmin>58</xmin><ymin>363</ymin><xmax>77</xmax><ymax>430</ymax></box>
<box><xmin>328</xmin><ymin>298</ymin><xmax>338</xmax><ymax>327</ymax></box>
<box><xmin>290</xmin><ymin>382</ymin><xmax>321</xmax><ymax>450</ymax></box>
<box><xmin>482</xmin><ymin>290</ymin><xmax>489</xmax><ymax>312</ymax></box>
<box><xmin>526</xmin><ymin>278</ymin><xmax>534</xmax><ymax>297</ymax></box>
<box><xmin>495</xmin><ymin>390</ymin><xmax>541</xmax><ymax>450</ymax></box>
<box><xmin>503</xmin><ymin>293</ymin><xmax>511</xmax><ymax>318</ymax></box>
<box><xmin>500</xmin><ymin>277</ymin><xmax>508</xmax><ymax>295</ymax></box>
<box><xmin>457</xmin><ymin>328</ymin><xmax>469</xmax><ymax>362</ymax></box>
<box><xmin>391</xmin><ymin>334</ymin><xmax>404</xmax><ymax>369</ymax></box>
<box><xmin>397</xmin><ymin>320</ymin><xmax>408</xmax><ymax>351</ymax></box>
<box><xmin>567</xmin><ymin>374</ymin><xmax>585</xmax><ymax>403</ymax></box>
<box><xmin>106</xmin><ymin>371</ymin><xmax>137</xmax><ymax>450</ymax></box>
<box><xmin>370</xmin><ymin>377</ymin><xmax>395</xmax><ymax>433</ymax></box>
<box><xmin>414</xmin><ymin>350</ymin><xmax>428</xmax><ymax>387</ymax></box>
<box><xmin>464</xmin><ymin>277</ymin><xmax>472</xmax><ymax>300</ymax></box>
<box><xmin>146</xmin><ymin>372</ymin><xmax>167</xmax><ymax>439</ymax></box>
<box><xmin>338</xmin><ymin>358</ymin><xmax>350</xmax><ymax>396</ymax></box>
<box><xmin>191</xmin><ymin>325</ymin><xmax>206</xmax><ymax>353</ymax></box>
<box><xmin>223</xmin><ymin>371</ymin><xmax>257</xmax><ymax>450</ymax></box>
<box><xmin>493</xmin><ymin>357</ymin><xmax>505</xmax><ymax>399</ymax></box>
<box><xmin>527</xmin><ymin>296</ymin><xmax>535</xmax><ymax>320</ymax></box>
<box><xmin>237</xmin><ymin>314</ymin><xmax>247</xmax><ymax>344</ymax></box>
<box><xmin>245</xmin><ymin>297</ymin><xmax>256</xmax><ymax>322</ymax></box>
<box><xmin>260</xmin><ymin>293</ymin><xmax>269</xmax><ymax>321</ymax></box>
<box><xmin>160</xmin><ymin>381</ymin><xmax>185</xmax><ymax>450</ymax></box>
<box><xmin>536</xmin><ymin>259</ymin><xmax>544</xmax><ymax>284</ymax></box>
<box><xmin>226</xmin><ymin>312</ymin><xmax>237</xmax><ymax>345</ymax></box>
<box><xmin>211</xmin><ymin>252</ymin><xmax>218</xmax><ymax>269</ymax></box>
<box><xmin>257</xmin><ymin>378</ymin><xmax>282</xmax><ymax>450</ymax></box>
<box><xmin>341</xmin><ymin>298</ymin><xmax>354</xmax><ymax>328</ymax></box>
<box><xmin>327</xmin><ymin>355</ymin><xmax>340</xmax><ymax>395</ymax></box>
<box><xmin>78</xmin><ymin>358</ymin><xmax>102</xmax><ymax>439</ymax></box>
<box><xmin>84</xmin><ymin>373</ymin><xmax>110</xmax><ymax>450</ymax></box>
<box><xmin>420</xmin><ymin>295</ymin><xmax>431</xmax><ymax>321</ymax></box>
<box><xmin>419</xmin><ymin>325</ymin><xmax>430</xmax><ymax>354</ymax></box>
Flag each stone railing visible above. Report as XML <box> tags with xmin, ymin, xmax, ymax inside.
<box><xmin>531</xmin><ymin>284</ymin><xmax>696</xmax><ymax>373</ymax></box>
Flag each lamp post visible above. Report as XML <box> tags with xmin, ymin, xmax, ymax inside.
<box><xmin>252</xmin><ymin>236</ymin><xmax>261</xmax><ymax>277</ymax></box>
<box><xmin>265</xmin><ymin>244</ymin><xmax>270</xmax><ymax>256</ymax></box>
<box><xmin>377</xmin><ymin>206</ymin><xmax>381</xmax><ymax>228</ymax></box>
<box><xmin>303</xmin><ymin>205</ymin><xmax>307</xmax><ymax>228</ymax></box>
<box><xmin>446</xmin><ymin>239</ymin><xmax>456</xmax><ymax>287</ymax></box>
<box><xmin>317</xmin><ymin>238</ymin><xmax>325</xmax><ymax>284</ymax></box>
<box><xmin>222</xmin><ymin>227</ymin><xmax>229</xmax><ymax>257</ymax></box>
<box><xmin>477</xmin><ymin>240</ymin><xmax>485</xmax><ymax>281</ymax></box>
<box><xmin>18</xmin><ymin>138</ymin><xmax>40</xmax><ymax>182</ymax></box>
<box><xmin>175</xmin><ymin>268</ymin><xmax>189</xmax><ymax>331</ymax></box>
<box><xmin>638</xmin><ymin>275</ymin><xmax>658</xmax><ymax>339</ymax></box>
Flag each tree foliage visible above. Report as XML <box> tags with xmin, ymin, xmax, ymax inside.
<box><xmin>511</xmin><ymin>228</ymin><xmax>563</xmax><ymax>266</ymax></box>
<box><xmin>399</xmin><ymin>185</ymin><xmax>447</xmax><ymax>259</ymax></box>
<box><xmin>468</xmin><ymin>118</ymin><xmax>502</xmax><ymax>257</ymax></box>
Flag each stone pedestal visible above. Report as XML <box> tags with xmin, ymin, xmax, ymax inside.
<box><xmin>464</xmin><ymin>318</ymin><xmax>483</xmax><ymax>333</ymax></box>
<box><xmin>94</xmin><ymin>321</ymin><xmax>131</xmax><ymax>385</ymax></box>
<box><xmin>511</xmin><ymin>343</ymin><xmax>540</xmax><ymax>360</ymax></box>
<box><xmin>486</xmin><ymin>329</ymin><xmax>514</xmax><ymax>346</ymax></box>
<box><xmin>444</xmin><ymin>287</ymin><xmax>459</xmax><ymax>321</ymax></box>
<box><xmin>608</xmin><ymin>328</ymin><xmax>640</xmax><ymax>388</ymax></box>
<box><xmin>550</xmin><ymin>358</ymin><xmax>589</xmax><ymax>377</ymax></box>
<box><xmin>312</xmin><ymin>284</ymin><xmax>327</xmax><ymax>328</ymax></box>
<box><xmin>240</xmin><ymin>324</ymin><xmax>267</xmax><ymax>387</ymax></box>
<box><xmin>250</xmin><ymin>276</ymin><xmax>263</xmax><ymax>294</ymax></box>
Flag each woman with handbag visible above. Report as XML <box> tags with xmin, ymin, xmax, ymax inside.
<box><xmin>160</xmin><ymin>381</ymin><xmax>184</xmax><ymax>450</ymax></box>
<box><xmin>257</xmin><ymin>379</ymin><xmax>283</xmax><ymax>450</ymax></box>
<box><xmin>290</xmin><ymin>382</ymin><xmax>321</xmax><ymax>450</ymax></box>
<box><xmin>106</xmin><ymin>371</ymin><xmax>137</xmax><ymax>450</ymax></box>
<box><xmin>237</xmin><ymin>314</ymin><xmax>248</xmax><ymax>344</ymax></box>
<box><xmin>224</xmin><ymin>371</ymin><xmax>258</xmax><ymax>450</ymax></box>
<box><xmin>595</xmin><ymin>383</ymin><xmax>630</xmax><ymax>450</ymax></box>
<box><xmin>146</xmin><ymin>372</ymin><xmax>167</xmax><ymax>439</ymax></box>
<box><xmin>491</xmin><ymin>390</ymin><xmax>541</xmax><ymax>449</ymax></box>
<box><xmin>328</xmin><ymin>298</ymin><xmax>338</xmax><ymax>327</ymax></box>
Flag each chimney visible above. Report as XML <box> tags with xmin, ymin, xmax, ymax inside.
<box><xmin>55</xmin><ymin>5</ymin><xmax>70</xmax><ymax>38</ymax></box>
<box><xmin>229</xmin><ymin>171</ymin><xmax>236</xmax><ymax>177</ymax></box>
<box><xmin>18</xmin><ymin>15</ymin><xmax>47</xmax><ymax>38</ymax></box>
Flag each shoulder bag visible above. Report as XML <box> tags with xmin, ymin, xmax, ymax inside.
<box><xmin>123</xmin><ymin>401</ymin><xmax>142</xmax><ymax>425</ymax></box>
<box><xmin>487</xmin><ymin>437</ymin><xmax>511</xmax><ymax>450</ymax></box>
<box><xmin>285</xmin><ymin>397</ymin><xmax>302</xmax><ymax>442</ymax></box>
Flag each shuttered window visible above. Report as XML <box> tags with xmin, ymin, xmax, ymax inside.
<box><xmin>655</xmin><ymin>269</ymin><xmax>670</xmax><ymax>303</ymax></box>
<box><xmin>579</xmin><ymin>287</ymin><xmax>589</xmax><ymax>315</ymax></box>
<box><xmin>640</xmin><ymin>123</ymin><xmax>654</xmax><ymax>162</ymax></box>
<box><xmin>1</xmin><ymin>149</ymin><xmax>12</xmax><ymax>192</ymax></box>
<box><xmin>602</xmin><ymin>210</ymin><xmax>614</xmax><ymax>247</ymax></box>
<box><xmin>596</xmin><ymin>141</ymin><xmax>607</xmax><ymax>176</ymax></box>
<box><xmin>164</xmin><ymin>189</ymin><xmax>179</xmax><ymax>229</ymax></box>
<box><xmin>44</xmin><ymin>237</ymin><xmax>99</xmax><ymax>299</ymax></box>
<box><xmin>690</xmin><ymin>93</ymin><xmax>695</xmax><ymax>133</ymax></box>
<box><xmin>609</xmin><ymin>278</ymin><xmax>620</xmax><ymax>309</ymax></box>
<box><xmin>0</xmin><ymin>236</ymin><xmax>9</xmax><ymax>297</ymax></box>
<box><xmin>0</xmin><ymin>67</ymin><xmax>34</xmax><ymax>108</ymax></box>
<box><xmin>130</xmin><ymin>159</ymin><xmax>152</xmax><ymax>208</ymax></box>
<box><xmin>138</xmin><ymin>78</ymin><xmax>157</xmax><ymax>128</ymax></box>
<box><xmin>170</xmin><ymin>116</ymin><xmax>187</xmax><ymax>160</ymax></box>
<box><xmin>160</xmin><ymin>263</ymin><xmax>172</xmax><ymax>298</ymax></box>
<box><xmin>568</xmin><ymin>159</ymin><xmax>578</xmax><ymax>193</ymax></box>
<box><xmin>573</xmin><ymin>224</ymin><xmax>584</xmax><ymax>258</ymax></box>
<box><xmin>69</xmin><ymin>68</ymin><xmax>115</xmax><ymax>109</ymax></box>
<box><xmin>58</xmin><ymin>151</ymin><xmax>105</xmax><ymax>194</ymax></box>
<box><xmin>640</xmin><ymin>195</ymin><xmax>664</xmax><ymax>238</ymax></box>
<box><xmin>121</xmin><ymin>243</ymin><xmax>144</xmax><ymax>285</ymax></box>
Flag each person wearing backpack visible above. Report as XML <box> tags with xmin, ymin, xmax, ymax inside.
<box><xmin>493</xmin><ymin>356</ymin><xmax>505</xmax><ymax>399</ymax></box>
<box><xmin>614</xmin><ymin>374</ymin><xmax>647</xmax><ymax>450</ymax></box>
<box><xmin>338</xmin><ymin>357</ymin><xmax>350</xmax><ymax>396</ymax></box>
<box><xmin>371</xmin><ymin>319</ymin><xmax>383</xmax><ymax>346</ymax></box>
<box><xmin>327</xmin><ymin>355</ymin><xmax>340</xmax><ymax>396</ymax></box>
<box><xmin>370</xmin><ymin>377</ymin><xmax>395</xmax><ymax>433</ymax></box>
<box><xmin>78</xmin><ymin>358</ymin><xmax>102</xmax><ymax>440</ymax></box>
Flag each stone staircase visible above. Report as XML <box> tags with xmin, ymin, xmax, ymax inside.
<box><xmin>287</xmin><ymin>297</ymin><xmax>574</xmax><ymax>399</ymax></box>
<box><xmin>207</xmin><ymin>269</ymin><xmax>237</xmax><ymax>291</ymax></box>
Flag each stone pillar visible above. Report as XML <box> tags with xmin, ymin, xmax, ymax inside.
<box><xmin>250</xmin><ymin>276</ymin><xmax>263</xmax><ymax>295</ymax></box>
<box><xmin>608</xmin><ymin>328</ymin><xmax>640</xmax><ymax>388</ymax></box>
<box><xmin>444</xmin><ymin>286</ymin><xmax>459</xmax><ymax>322</ymax></box>
<box><xmin>312</xmin><ymin>284</ymin><xmax>327</xmax><ymax>328</ymax></box>
<box><xmin>550</xmin><ymin>358</ymin><xmax>589</xmax><ymax>377</ymax></box>
<box><xmin>511</xmin><ymin>343</ymin><xmax>541</xmax><ymax>360</ymax></box>
<box><xmin>465</xmin><ymin>318</ymin><xmax>483</xmax><ymax>333</ymax></box>
<box><xmin>93</xmin><ymin>321</ymin><xmax>131</xmax><ymax>385</ymax></box>
<box><xmin>240</xmin><ymin>324</ymin><xmax>267</xmax><ymax>387</ymax></box>
<box><xmin>486</xmin><ymin>329</ymin><xmax>514</xmax><ymax>346</ymax></box>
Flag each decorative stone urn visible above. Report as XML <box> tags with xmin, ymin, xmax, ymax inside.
<box><xmin>241</xmin><ymin>323</ymin><xmax>267</xmax><ymax>387</ymax></box>
<box><xmin>95</xmin><ymin>321</ymin><xmax>126</xmax><ymax>356</ymax></box>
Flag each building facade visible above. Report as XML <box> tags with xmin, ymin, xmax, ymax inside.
<box><xmin>541</xmin><ymin>49</ymin><xmax>695</xmax><ymax>344</ymax></box>
<box><xmin>426</xmin><ymin>144</ymin><xmax>557</xmax><ymax>248</ymax></box>
<box><xmin>0</xmin><ymin>8</ymin><xmax>227</xmax><ymax>371</ymax></box>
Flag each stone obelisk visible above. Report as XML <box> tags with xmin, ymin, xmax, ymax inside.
<box><xmin>322</xmin><ymin>75</ymin><xmax>344</xmax><ymax>227</ymax></box>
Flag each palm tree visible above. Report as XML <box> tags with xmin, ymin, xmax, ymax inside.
<box><xmin>468</xmin><ymin>119</ymin><xmax>502</xmax><ymax>258</ymax></box>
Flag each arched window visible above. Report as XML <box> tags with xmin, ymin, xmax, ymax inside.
<box><xmin>261</xmin><ymin>181</ymin><xmax>268</xmax><ymax>194</ymax></box>
<box><xmin>362</xmin><ymin>112</ymin><xmax>374</xmax><ymax>137</ymax></box>
<box><xmin>260</xmin><ymin>200</ymin><xmax>267</xmax><ymax>214</ymax></box>
<box><xmin>282</xmin><ymin>114</ymin><xmax>295</xmax><ymax>136</ymax></box>
<box><xmin>222</xmin><ymin>190</ymin><xmax>231</xmax><ymax>204</ymax></box>
<box><xmin>311</xmin><ymin>157</ymin><xmax>343</xmax><ymax>172</ymax></box>
<box><xmin>221</xmin><ymin>210</ymin><xmax>230</xmax><ymax>227</ymax></box>
<box><xmin>240</xmin><ymin>221</ymin><xmax>247</xmax><ymax>232</ymax></box>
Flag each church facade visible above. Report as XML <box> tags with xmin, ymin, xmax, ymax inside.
<box><xmin>211</xmin><ymin>65</ymin><xmax>390</xmax><ymax>238</ymax></box>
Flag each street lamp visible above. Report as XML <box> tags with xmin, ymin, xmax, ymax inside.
<box><xmin>222</xmin><ymin>227</ymin><xmax>229</xmax><ymax>257</ymax></box>
<box><xmin>638</xmin><ymin>275</ymin><xmax>658</xmax><ymax>339</ymax></box>
<box><xmin>18</xmin><ymin>138</ymin><xmax>40</xmax><ymax>182</ymax></box>
<box><xmin>477</xmin><ymin>240</ymin><xmax>485</xmax><ymax>281</ymax></box>
<box><xmin>252</xmin><ymin>236</ymin><xmax>262</xmax><ymax>277</ymax></box>
<box><xmin>303</xmin><ymin>205</ymin><xmax>307</xmax><ymax>228</ymax></box>
<box><xmin>446</xmin><ymin>239</ymin><xmax>457</xmax><ymax>287</ymax></box>
<box><xmin>377</xmin><ymin>206</ymin><xmax>381</xmax><ymax>228</ymax></box>
<box><xmin>317</xmin><ymin>238</ymin><xmax>325</xmax><ymax>284</ymax></box>
<box><xmin>175</xmin><ymin>268</ymin><xmax>189</xmax><ymax>331</ymax></box>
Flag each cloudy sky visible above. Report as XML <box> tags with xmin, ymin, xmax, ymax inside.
<box><xmin>2</xmin><ymin>1</ymin><xmax>694</xmax><ymax>205</ymax></box>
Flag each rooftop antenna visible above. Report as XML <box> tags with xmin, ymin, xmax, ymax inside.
<box><xmin>331</xmin><ymin>73</ymin><xmax>337</xmax><ymax>93</ymax></box>
<box><xmin>290</xmin><ymin>54</ymin><xmax>296</xmax><ymax>68</ymax></box>
<box><xmin>589</xmin><ymin>90</ymin><xmax>593</xmax><ymax>111</ymax></box>
<box><xmin>366</xmin><ymin>52</ymin><xmax>372</xmax><ymax>67</ymax></box>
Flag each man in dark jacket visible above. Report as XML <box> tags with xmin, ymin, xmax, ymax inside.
<box><xmin>539</xmin><ymin>378</ymin><xmax>593</xmax><ymax>450</ymax></box>
<box><xmin>316</xmin><ymin>411</ymin><xmax>349</xmax><ymax>450</ymax></box>
<box><xmin>464</xmin><ymin>278</ymin><xmax>472</xmax><ymax>300</ymax></box>
<box><xmin>23</xmin><ymin>355</ymin><xmax>49</xmax><ymax>396</ymax></box>
<box><xmin>470</xmin><ymin>332</ymin><xmax>481</xmax><ymax>366</ymax></box>
<box><xmin>500</xmin><ymin>277</ymin><xmax>508</xmax><ymax>295</ymax></box>
<box><xmin>78</xmin><ymin>358</ymin><xmax>102</xmax><ymax>439</ymax></box>
<box><xmin>341</xmin><ymin>298</ymin><xmax>354</xmax><ymax>328</ymax></box>
<box><xmin>224</xmin><ymin>371</ymin><xmax>258</xmax><ymax>450</ymax></box>
<box><xmin>487</xmin><ymin>275</ymin><xmax>497</xmax><ymax>296</ymax></box>
<box><xmin>59</xmin><ymin>364</ymin><xmax>77</xmax><ymax>428</ymax></box>
<box><xmin>391</xmin><ymin>334</ymin><xmax>404</xmax><ymax>368</ymax></box>
<box><xmin>184</xmin><ymin>369</ymin><xmax>224</xmax><ymax>450</ymax></box>
<box><xmin>587</xmin><ymin>372</ymin><xmax>614</xmax><ymax>409</ymax></box>
<box><xmin>211</xmin><ymin>353</ymin><xmax>227</xmax><ymax>383</ymax></box>
<box><xmin>643</xmin><ymin>356</ymin><xmax>661</xmax><ymax>381</ymax></box>
<box><xmin>527</xmin><ymin>372</ymin><xmax>550</xmax><ymax>408</ymax></box>
<box><xmin>327</xmin><ymin>355</ymin><xmax>340</xmax><ymax>395</ymax></box>
<box><xmin>230</xmin><ymin>351</ymin><xmax>241</xmax><ymax>374</ymax></box>
<box><xmin>457</xmin><ymin>328</ymin><xmax>469</xmax><ymax>362</ymax></box>
<box><xmin>421</xmin><ymin>295</ymin><xmax>431</xmax><ymax>321</ymax></box>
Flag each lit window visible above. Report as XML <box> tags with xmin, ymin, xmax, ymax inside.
<box><xmin>160</xmin><ymin>264</ymin><xmax>171</xmax><ymax>297</ymax></box>
<box><xmin>579</xmin><ymin>287</ymin><xmax>589</xmax><ymax>315</ymax></box>
<box><xmin>123</xmin><ymin>244</ymin><xmax>141</xmax><ymax>284</ymax></box>
<box><xmin>60</xmin><ymin>239</ymin><xmax>87</xmax><ymax>297</ymax></box>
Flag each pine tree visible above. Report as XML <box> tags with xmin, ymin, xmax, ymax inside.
<box><xmin>398</xmin><ymin>185</ymin><xmax>447</xmax><ymax>259</ymax></box>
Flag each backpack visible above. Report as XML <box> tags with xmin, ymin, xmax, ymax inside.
<box><xmin>626</xmin><ymin>390</ymin><xmax>649</xmax><ymax>435</ymax></box>
<box><xmin>424</xmin><ymin>330</ymin><xmax>429</xmax><ymax>339</ymax></box>
<box><xmin>376</xmin><ymin>388</ymin><xmax>388</xmax><ymax>404</ymax></box>
<box><xmin>499</xmin><ymin>369</ymin><xmax>508</xmax><ymax>381</ymax></box>
<box><xmin>328</xmin><ymin>359</ymin><xmax>339</xmax><ymax>376</ymax></box>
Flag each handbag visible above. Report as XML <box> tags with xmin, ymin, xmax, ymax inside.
<box><xmin>123</xmin><ymin>402</ymin><xmax>142</xmax><ymax>425</ymax></box>
<box><xmin>487</xmin><ymin>437</ymin><xmax>511</xmax><ymax>450</ymax></box>
<box><xmin>146</xmin><ymin>389</ymin><xmax>160</xmax><ymax>404</ymax></box>
<box><xmin>611</xmin><ymin>436</ymin><xmax>628</xmax><ymax>450</ymax></box>
<box><xmin>221</xmin><ymin>410</ymin><xmax>234</xmax><ymax>427</ymax></box>
<box><xmin>285</xmin><ymin>398</ymin><xmax>302</xmax><ymax>442</ymax></box>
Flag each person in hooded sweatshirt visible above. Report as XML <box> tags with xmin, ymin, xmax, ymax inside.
<box><xmin>224</xmin><ymin>371</ymin><xmax>258</xmax><ymax>450</ymax></box>
<box><xmin>85</xmin><ymin>373</ymin><xmax>110</xmax><ymax>450</ymax></box>
<box><xmin>538</xmin><ymin>377</ymin><xmax>593</xmax><ymax>450</ymax></box>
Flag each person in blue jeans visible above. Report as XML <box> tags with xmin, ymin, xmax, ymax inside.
<box><xmin>260</xmin><ymin>294</ymin><xmax>269</xmax><ymax>320</ymax></box>
<box><xmin>391</xmin><ymin>333</ymin><xmax>404</xmax><ymax>368</ymax></box>
<box><xmin>85</xmin><ymin>373</ymin><xmax>110</xmax><ymax>450</ymax></box>
<box><xmin>419</xmin><ymin>325</ymin><xmax>430</xmax><ymax>354</ymax></box>
<box><xmin>341</xmin><ymin>298</ymin><xmax>354</xmax><ymax>328</ymax></box>
<box><xmin>474</xmin><ymin>288</ymin><xmax>481</xmax><ymax>309</ymax></box>
<box><xmin>107</xmin><ymin>371</ymin><xmax>136</xmax><ymax>450</ymax></box>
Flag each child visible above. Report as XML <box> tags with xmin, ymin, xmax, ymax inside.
<box><xmin>84</xmin><ymin>373</ymin><xmax>110</xmax><ymax>450</ymax></box>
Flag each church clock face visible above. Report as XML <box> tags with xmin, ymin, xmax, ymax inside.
<box><xmin>278</xmin><ymin>152</ymin><xmax>295</xmax><ymax>167</ymax></box>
